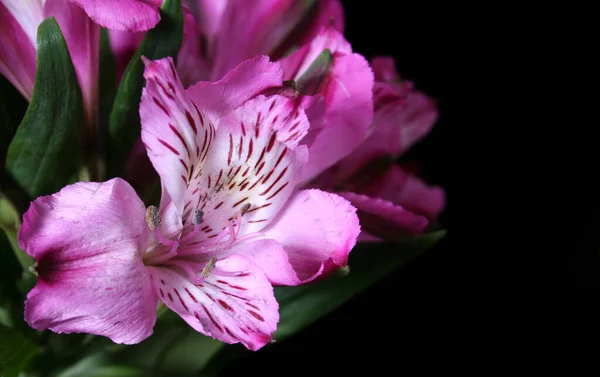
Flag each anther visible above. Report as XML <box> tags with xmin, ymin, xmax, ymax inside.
<box><xmin>201</xmin><ymin>257</ymin><xmax>217</xmax><ymax>279</ymax></box>
<box><xmin>192</xmin><ymin>209</ymin><xmax>204</xmax><ymax>225</ymax></box>
<box><xmin>146</xmin><ymin>205</ymin><xmax>161</xmax><ymax>230</ymax></box>
<box><xmin>241</xmin><ymin>203</ymin><xmax>251</xmax><ymax>216</ymax></box>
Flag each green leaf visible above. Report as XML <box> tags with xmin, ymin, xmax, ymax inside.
<box><xmin>5</xmin><ymin>17</ymin><xmax>83</xmax><ymax>199</ymax></box>
<box><xmin>273</xmin><ymin>230</ymin><xmax>447</xmax><ymax>341</ymax></box>
<box><xmin>295</xmin><ymin>49</ymin><xmax>333</xmax><ymax>95</ymax></box>
<box><xmin>112</xmin><ymin>312</ymin><xmax>224</xmax><ymax>374</ymax></box>
<box><xmin>55</xmin><ymin>353</ymin><xmax>147</xmax><ymax>377</ymax></box>
<box><xmin>0</xmin><ymin>325</ymin><xmax>38</xmax><ymax>377</ymax></box>
<box><xmin>107</xmin><ymin>0</ymin><xmax>183</xmax><ymax>176</ymax></box>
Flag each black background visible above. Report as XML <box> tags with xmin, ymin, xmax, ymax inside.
<box><xmin>220</xmin><ymin>2</ymin><xmax>471</xmax><ymax>375</ymax></box>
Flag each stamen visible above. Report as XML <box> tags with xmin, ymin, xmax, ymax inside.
<box><xmin>146</xmin><ymin>205</ymin><xmax>161</xmax><ymax>230</ymax></box>
<box><xmin>241</xmin><ymin>203</ymin><xmax>251</xmax><ymax>216</ymax></box>
<box><xmin>146</xmin><ymin>205</ymin><xmax>178</xmax><ymax>259</ymax></box>
<box><xmin>179</xmin><ymin>209</ymin><xmax>205</xmax><ymax>245</ymax></box>
<box><xmin>201</xmin><ymin>257</ymin><xmax>217</xmax><ymax>279</ymax></box>
<box><xmin>193</xmin><ymin>209</ymin><xmax>204</xmax><ymax>225</ymax></box>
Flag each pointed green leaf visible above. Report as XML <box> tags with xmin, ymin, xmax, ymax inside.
<box><xmin>295</xmin><ymin>49</ymin><xmax>332</xmax><ymax>95</ymax></box>
<box><xmin>5</xmin><ymin>17</ymin><xmax>83</xmax><ymax>199</ymax></box>
<box><xmin>107</xmin><ymin>0</ymin><xmax>183</xmax><ymax>176</ymax></box>
<box><xmin>273</xmin><ymin>230</ymin><xmax>447</xmax><ymax>341</ymax></box>
<box><xmin>0</xmin><ymin>325</ymin><xmax>38</xmax><ymax>377</ymax></box>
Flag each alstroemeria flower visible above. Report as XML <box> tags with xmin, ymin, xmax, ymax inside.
<box><xmin>20</xmin><ymin>56</ymin><xmax>360</xmax><ymax>350</ymax></box>
<box><xmin>0</xmin><ymin>0</ymin><xmax>160</xmax><ymax>134</ymax></box>
<box><xmin>309</xmin><ymin>57</ymin><xmax>445</xmax><ymax>239</ymax></box>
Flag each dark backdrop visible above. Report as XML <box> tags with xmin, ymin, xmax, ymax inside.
<box><xmin>220</xmin><ymin>2</ymin><xmax>470</xmax><ymax>375</ymax></box>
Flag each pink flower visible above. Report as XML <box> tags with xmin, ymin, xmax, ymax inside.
<box><xmin>20</xmin><ymin>56</ymin><xmax>360</xmax><ymax>350</ymax></box>
<box><xmin>0</xmin><ymin>0</ymin><xmax>160</xmax><ymax>134</ymax></box>
<box><xmin>309</xmin><ymin>57</ymin><xmax>445</xmax><ymax>239</ymax></box>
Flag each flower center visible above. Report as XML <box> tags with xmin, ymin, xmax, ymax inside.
<box><xmin>141</xmin><ymin>204</ymin><xmax>262</xmax><ymax>283</ymax></box>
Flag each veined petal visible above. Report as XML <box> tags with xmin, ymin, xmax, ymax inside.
<box><xmin>45</xmin><ymin>0</ymin><xmax>100</xmax><ymax>134</ymax></box>
<box><xmin>19</xmin><ymin>179</ymin><xmax>158</xmax><ymax>344</ymax></box>
<box><xmin>148</xmin><ymin>255</ymin><xmax>278</xmax><ymax>351</ymax></box>
<box><xmin>186</xmin><ymin>55</ymin><xmax>284</xmax><ymax>123</ymax></box>
<box><xmin>69</xmin><ymin>0</ymin><xmax>161</xmax><ymax>31</ymax></box>
<box><xmin>140</xmin><ymin>56</ymin><xmax>216</xmax><ymax>215</ymax></box>
<box><xmin>0</xmin><ymin>2</ymin><xmax>37</xmax><ymax>99</ymax></box>
<box><xmin>180</xmin><ymin>94</ymin><xmax>309</xmax><ymax>240</ymax></box>
<box><xmin>337</xmin><ymin>191</ymin><xmax>429</xmax><ymax>236</ymax></box>
<box><xmin>261</xmin><ymin>189</ymin><xmax>360</xmax><ymax>283</ymax></box>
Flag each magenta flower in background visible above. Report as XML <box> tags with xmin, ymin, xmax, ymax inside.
<box><xmin>20</xmin><ymin>56</ymin><xmax>360</xmax><ymax>350</ymax></box>
<box><xmin>310</xmin><ymin>56</ymin><xmax>445</xmax><ymax>240</ymax></box>
<box><xmin>110</xmin><ymin>0</ymin><xmax>344</xmax><ymax>84</ymax></box>
<box><xmin>0</xmin><ymin>0</ymin><xmax>161</xmax><ymax>135</ymax></box>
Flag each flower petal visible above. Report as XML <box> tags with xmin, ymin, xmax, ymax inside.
<box><xmin>360</xmin><ymin>165</ymin><xmax>446</xmax><ymax>220</ymax></box>
<box><xmin>176</xmin><ymin>8</ymin><xmax>210</xmax><ymax>86</ymax></box>
<box><xmin>299</xmin><ymin>51</ymin><xmax>373</xmax><ymax>183</ymax></box>
<box><xmin>371</xmin><ymin>56</ymin><xmax>400</xmax><ymax>82</ymax></box>
<box><xmin>0</xmin><ymin>0</ymin><xmax>44</xmax><ymax>45</ymax></box>
<box><xmin>183</xmin><ymin>0</ymin><xmax>227</xmax><ymax>42</ymax></box>
<box><xmin>108</xmin><ymin>29</ymin><xmax>144</xmax><ymax>81</ymax></box>
<box><xmin>0</xmin><ymin>2</ymin><xmax>39</xmax><ymax>99</ymax></box>
<box><xmin>179</xmin><ymin>94</ymin><xmax>309</xmax><ymax>240</ymax></box>
<box><xmin>337</xmin><ymin>191</ymin><xmax>429</xmax><ymax>236</ymax></box>
<box><xmin>261</xmin><ymin>189</ymin><xmax>360</xmax><ymax>282</ymax></box>
<box><xmin>186</xmin><ymin>55</ymin><xmax>284</xmax><ymax>122</ymax></box>
<box><xmin>279</xmin><ymin>27</ymin><xmax>373</xmax><ymax>183</ymax></box>
<box><xmin>140</xmin><ymin>56</ymin><xmax>216</xmax><ymax>215</ymax></box>
<box><xmin>330</xmin><ymin>86</ymin><xmax>438</xmax><ymax>180</ymax></box>
<box><xmin>45</xmin><ymin>0</ymin><xmax>100</xmax><ymax>134</ymax></box>
<box><xmin>148</xmin><ymin>255</ymin><xmax>278</xmax><ymax>350</ymax></box>
<box><xmin>19</xmin><ymin>179</ymin><xmax>158</xmax><ymax>344</ymax></box>
<box><xmin>208</xmin><ymin>0</ymin><xmax>316</xmax><ymax>80</ymax></box>
<box><xmin>178</xmin><ymin>95</ymin><xmax>309</xmax><ymax>242</ymax></box>
<box><xmin>69</xmin><ymin>0</ymin><xmax>161</xmax><ymax>31</ymax></box>
<box><xmin>292</xmin><ymin>0</ymin><xmax>344</xmax><ymax>48</ymax></box>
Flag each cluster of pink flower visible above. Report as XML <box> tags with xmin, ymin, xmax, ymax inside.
<box><xmin>0</xmin><ymin>0</ymin><xmax>444</xmax><ymax>351</ymax></box>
